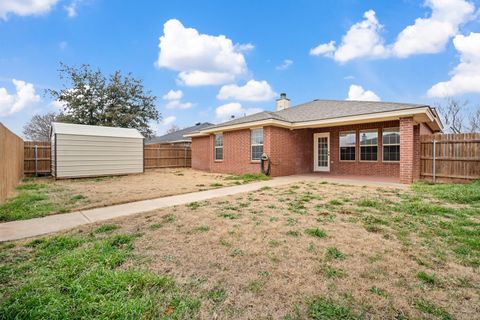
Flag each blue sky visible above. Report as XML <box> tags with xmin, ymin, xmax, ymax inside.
<box><xmin>1</xmin><ymin>0</ymin><xmax>479</xmax><ymax>136</ymax></box>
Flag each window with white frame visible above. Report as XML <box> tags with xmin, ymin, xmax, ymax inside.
<box><xmin>360</xmin><ymin>130</ymin><xmax>378</xmax><ymax>161</ymax></box>
<box><xmin>214</xmin><ymin>134</ymin><xmax>223</xmax><ymax>160</ymax></box>
<box><xmin>251</xmin><ymin>128</ymin><xmax>264</xmax><ymax>161</ymax></box>
<box><xmin>383</xmin><ymin>128</ymin><xmax>400</xmax><ymax>162</ymax></box>
<box><xmin>339</xmin><ymin>131</ymin><xmax>356</xmax><ymax>161</ymax></box>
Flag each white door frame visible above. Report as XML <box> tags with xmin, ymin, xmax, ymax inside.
<box><xmin>313</xmin><ymin>132</ymin><xmax>330</xmax><ymax>172</ymax></box>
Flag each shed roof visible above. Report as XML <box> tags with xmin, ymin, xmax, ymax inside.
<box><xmin>51</xmin><ymin>122</ymin><xmax>144</xmax><ymax>139</ymax></box>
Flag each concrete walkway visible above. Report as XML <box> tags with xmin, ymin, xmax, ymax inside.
<box><xmin>0</xmin><ymin>175</ymin><xmax>405</xmax><ymax>242</ymax></box>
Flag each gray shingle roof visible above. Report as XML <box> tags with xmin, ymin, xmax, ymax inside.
<box><xmin>146</xmin><ymin>122</ymin><xmax>213</xmax><ymax>144</ymax></box>
<box><xmin>208</xmin><ymin>99</ymin><xmax>428</xmax><ymax>130</ymax></box>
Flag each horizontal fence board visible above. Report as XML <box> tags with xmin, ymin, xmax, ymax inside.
<box><xmin>420</xmin><ymin>133</ymin><xmax>480</xmax><ymax>183</ymax></box>
<box><xmin>24</xmin><ymin>141</ymin><xmax>191</xmax><ymax>175</ymax></box>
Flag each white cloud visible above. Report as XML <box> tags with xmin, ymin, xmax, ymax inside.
<box><xmin>276</xmin><ymin>59</ymin><xmax>293</xmax><ymax>70</ymax></box>
<box><xmin>59</xmin><ymin>41</ymin><xmax>68</xmax><ymax>50</ymax></box>
<box><xmin>0</xmin><ymin>79</ymin><xmax>40</xmax><ymax>116</ymax></box>
<box><xmin>162</xmin><ymin>89</ymin><xmax>183</xmax><ymax>101</ymax></box>
<box><xmin>215</xmin><ymin>102</ymin><xmax>262</xmax><ymax>121</ymax></box>
<box><xmin>165</xmin><ymin>100</ymin><xmax>194</xmax><ymax>110</ymax></box>
<box><xmin>162</xmin><ymin>116</ymin><xmax>176</xmax><ymax>126</ymax></box>
<box><xmin>346</xmin><ymin>84</ymin><xmax>381</xmax><ymax>101</ymax></box>
<box><xmin>162</xmin><ymin>89</ymin><xmax>193</xmax><ymax>109</ymax></box>
<box><xmin>311</xmin><ymin>1</ymin><xmax>476</xmax><ymax>62</ymax></box>
<box><xmin>217</xmin><ymin>80</ymin><xmax>276</xmax><ymax>102</ymax></box>
<box><xmin>236</xmin><ymin>43</ymin><xmax>254</xmax><ymax>52</ymax></box>
<box><xmin>310</xmin><ymin>41</ymin><xmax>336</xmax><ymax>57</ymax></box>
<box><xmin>393</xmin><ymin>0</ymin><xmax>475</xmax><ymax>57</ymax></box>
<box><xmin>427</xmin><ymin>32</ymin><xmax>480</xmax><ymax>97</ymax></box>
<box><xmin>344</xmin><ymin>75</ymin><xmax>355</xmax><ymax>80</ymax></box>
<box><xmin>310</xmin><ymin>10</ymin><xmax>388</xmax><ymax>63</ymax></box>
<box><xmin>155</xmin><ymin>19</ymin><xmax>249</xmax><ymax>86</ymax></box>
<box><xmin>0</xmin><ymin>0</ymin><xmax>59</xmax><ymax>20</ymax></box>
<box><xmin>63</xmin><ymin>0</ymin><xmax>83</xmax><ymax>17</ymax></box>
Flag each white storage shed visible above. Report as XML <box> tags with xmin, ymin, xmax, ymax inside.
<box><xmin>51</xmin><ymin>122</ymin><xmax>144</xmax><ymax>179</ymax></box>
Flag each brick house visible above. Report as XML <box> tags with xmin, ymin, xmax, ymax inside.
<box><xmin>186</xmin><ymin>94</ymin><xmax>443</xmax><ymax>184</ymax></box>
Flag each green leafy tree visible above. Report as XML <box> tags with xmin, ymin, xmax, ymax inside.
<box><xmin>48</xmin><ymin>63</ymin><xmax>160</xmax><ymax>137</ymax></box>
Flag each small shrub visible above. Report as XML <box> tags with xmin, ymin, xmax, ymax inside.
<box><xmin>417</xmin><ymin>271</ymin><xmax>437</xmax><ymax>286</ymax></box>
<box><xmin>188</xmin><ymin>202</ymin><xmax>200</xmax><ymax>210</ymax></box>
<box><xmin>328</xmin><ymin>199</ymin><xmax>343</xmax><ymax>206</ymax></box>
<box><xmin>287</xmin><ymin>230</ymin><xmax>300</xmax><ymax>237</ymax></box>
<box><xmin>414</xmin><ymin>299</ymin><xmax>452</xmax><ymax>320</ymax></box>
<box><xmin>357</xmin><ymin>198</ymin><xmax>381</xmax><ymax>208</ymax></box>
<box><xmin>207</xmin><ymin>286</ymin><xmax>227</xmax><ymax>303</ymax></box>
<box><xmin>269</xmin><ymin>240</ymin><xmax>281</xmax><ymax>247</ymax></box>
<box><xmin>225</xmin><ymin>173</ymin><xmax>271</xmax><ymax>183</ymax></box>
<box><xmin>248</xmin><ymin>280</ymin><xmax>263</xmax><ymax>293</ymax></box>
<box><xmin>325</xmin><ymin>247</ymin><xmax>346</xmax><ymax>260</ymax></box>
<box><xmin>305</xmin><ymin>228</ymin><xmax>327</xmax><ymax>238</ymax></box>
<box><xmin>195</xmin><ymin>225</ymin><xmax>210</xmax><ymax>232</ymax></box>
<box><xmin>162</xmin><ymin>214</ymin><xmax>176</xmax><ymax>223</ymax></box>
<box><xmin>229</xmin><ymin>249</ymin><xmax>244</xmax><ymax>257</ymax></box>
<box><xmin>69</xmin><ymin>194</ymin><xmax>86</xmax><ymax>203</ymax></box>
<box><xmin>150</xmin><ymin>223</ymin><xmax>162</xmax><ymax>230</ymax></box>
<box><xmin>369</xmin><ymin>286</ymin><xmax>388</xmax><ymax>297</ymax></box>
<box><xmin>94</xmin><ymin>224</ymin><xmax>120</xmax><ymax>234</ymax></box>
<box><xmin>308</xmin><ymin>297</ymin><xmax>357</xmax><ymax>320</ymax></box>
<box><xmin>219</xmin><ymin>239</ymin><xmax>232</xmax><ymax>247</ymax></box>
<box><xmin>321</xmin><ymin>265</ymin><xmax>346</xmax><ymax>279</ymax></box>
<box><xmin>210</xmin><ymin>183</ymin><xmax>223</xmax><ymax>187</ymax></box>
<box><xmin>220</xmin><ymin>212</ymin><xmax>241</xmax><ymax>219</ymax></box>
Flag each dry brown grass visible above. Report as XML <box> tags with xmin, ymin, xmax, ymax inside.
<box><xmin>35</xmin><ymin>168</ymin><xmax>236</xmax><ymax>212</ymax></box>
<box><xmin>61</xmin><ymin>181</ymin><xmax>479</xmax><ymax>319</ymax></box>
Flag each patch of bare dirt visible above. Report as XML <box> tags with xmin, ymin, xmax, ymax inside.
<box><xmin>39</xmin><ymin>168</ymin><xmax>235</xmax><ymax>211</ymax></box>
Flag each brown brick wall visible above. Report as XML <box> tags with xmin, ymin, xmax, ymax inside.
<box><xmin>264</xmin><ymin>126</ymin><xmax>312</xmax><ymax>176</ymax></box>
<box><xmin>191</xmin><ymin>119</ymin><xmax>424</xmax><ymax>183</ymax></box>
<box><xmin>191</xmin><ymin>129</ymin><xmax>261</xmax><ymax>175</ymax></box>
<box><xmin>399</xmin><ymin>117</ymin><xmax>415</xmax><ymax>183</ymax></box>
<box><xmin>311</xmin><ymin>121</ymin><xmax>400</xmax><ymax>178</ymax></box>
<box><xmin>211</xmin><ymin>129</ymin><xmax>261</xmax><ymax>175</ymax></box>
<box><xmin>191</xmin><ymin>135</ymin><xmax>211</xmax><ymax>171</ymax></box>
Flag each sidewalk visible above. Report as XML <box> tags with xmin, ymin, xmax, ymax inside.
<box><xmin>0</xmin><ymin>175</ymin><xmax>405</xmax><ymax>242</ymax></box>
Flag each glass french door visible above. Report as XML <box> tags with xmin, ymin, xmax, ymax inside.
<box><xmin>314</xmin><ymin>133</ymin><xmax>330</xmax><ymax>172</ymax></box>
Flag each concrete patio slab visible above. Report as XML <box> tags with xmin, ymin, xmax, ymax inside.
<box><xmin>0</xmin><ymin>175</ymin><xmax>405</xmax><ymax>242</ymax></box>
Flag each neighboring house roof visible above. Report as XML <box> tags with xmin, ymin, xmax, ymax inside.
<box><xmin>146</xmin><ymin>122</ymin><xmax>213</xmax><ymax>144</ymax></box>
<box><xmin>51</xmin><ymin>122</ymin><xmax>144</xmax><ymax>139</ymax></box>
<box><xmin>187</xmin><ymin>99</ymin><xmax>442</xmax><ymax>136</ymax></box>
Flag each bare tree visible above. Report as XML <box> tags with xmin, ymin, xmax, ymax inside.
<box><xmin>437</xmin><ymin>98</ymin><xmax>467</xmax><ymax>133</ymax></box>
<box><xmin>23</xmin><ymin>112</ymin><xmax>57</xmax><ymax>141</ymax></box>
<box><xmin>166</xmin><ymin>124</ymin><xmax>181</xmax><ymax>134</ymax></box>
<box><xmin>468</xmin><ymin>107</ymin><xmax>480</xmax><ymax>133</ymax></box>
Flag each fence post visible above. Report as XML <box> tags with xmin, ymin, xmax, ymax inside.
<box><xmin>184</xmin><ymin>147</ymin><xmax>187</xmax><ymax>168</ymax></box>
<box><xmin>34</xmin><ymin>144</ymin><xmax>38</xmax><ymax>177</ymax></box>
<box><xmin>432</xmin><ymin>138</ymin><xmax>436</xmax><ymax>184</ymax></box>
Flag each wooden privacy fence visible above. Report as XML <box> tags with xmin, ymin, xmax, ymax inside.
<box><xmin>420</xmin><ymin>133</ymin><xmax>480</xmax><ymax>183</ymax></box>
<box><xmin>24</xmin><ymin>141</ymin><xmax>51</xmax><ymax>175</ymax></box>
<box><xmin>0</xmin><ymin>123</ymin><xmax>24</xmax><ymax>203</ymax></box>
<box><xmin>23</xmin><ymin>142</ymin><xmax>192</xmax><ymax>175</ymax></box>
<box><xmin>144</xmin><ymin>143</ymin><xmax>191</xmax><ymax>169</ymax></box>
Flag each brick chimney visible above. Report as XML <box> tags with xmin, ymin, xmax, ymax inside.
<box><xmin>276</xmin><ymin>93</ymin><xmax>290</xmax><ymax>111</ymax></box>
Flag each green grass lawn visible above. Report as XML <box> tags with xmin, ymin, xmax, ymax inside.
<box><xmin>0</xmin><ymin>230</ymin><xmax>199</xmax><ymax>319</ymax></box>
<box><xmin>0</xmin><ymin>179</ymin><xmax>478</xmax><ymax>319</ymax></box>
